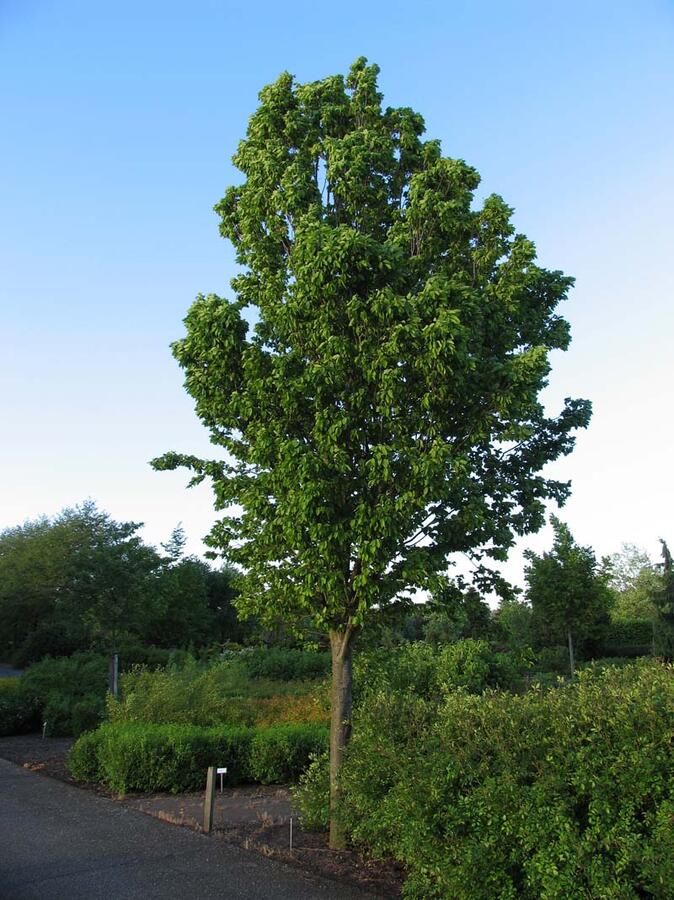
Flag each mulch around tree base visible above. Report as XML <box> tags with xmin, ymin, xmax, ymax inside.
<box><xmin>0</xmin><ymin>734</ymin><xmax>403</xmax><ymax>897</ymax></box>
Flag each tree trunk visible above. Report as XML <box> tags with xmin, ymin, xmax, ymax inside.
<box><xmin>329</xmin><ymin>627</ymin><xmax>354</xmax><ymax>850</ymax></box>
<box><xmin>567</xmin><ymin>628</ymin><xmax>575</xmax><ymax>678</ymax></box>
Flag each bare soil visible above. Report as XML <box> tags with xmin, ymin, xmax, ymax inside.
<box><xmin>0</xmin><ymin>734</ymin><xmax>403</xmax><ymax>897</ymax></box>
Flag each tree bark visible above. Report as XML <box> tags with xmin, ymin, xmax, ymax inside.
<box><xmin>567</xmin><ymin>628</ymin><xmax>575</xmax><ymax>678</ymax></box>
<box><xmin>329</xmin><ymin>627</ymin><xmax>354</xmax><ymax>850</ymax></box>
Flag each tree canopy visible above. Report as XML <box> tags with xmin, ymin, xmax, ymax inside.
<box><xmin>154</xmin><ymin>57</ymin><xmax>590</xmax><ymax>631</ymax></box>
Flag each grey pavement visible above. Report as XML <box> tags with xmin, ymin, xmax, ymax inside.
<box><xmin>0</xmin><ymin>759</ymin><xmax>376</xmax><ymax>899</ymax></box>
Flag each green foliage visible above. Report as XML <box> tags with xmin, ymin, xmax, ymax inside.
<box><xmin>354</xmin><ymin>639</ymin><xmax>522</xmax><ymax>704</ymax></box>
<box><xmin>68</xmin><ymin>721</ymin><xmax>327</xmax><ymax>793</ymax></box>
<box><xmin>0</xmin><ymin>503</ymin><xmax>247</xmax><ymax>667</ymax></box>
<box><xmin>293</xmin><ymin>751</ymin><xmax>331</xmax><ymax>831</ymax></box>
<box><xmin>321</xmin><ymin>660</ymin><xmax>674</xmax><ymax>898</ymax></box>
<box><xmin>653</xmin><ymin>540</ymin><xmax>674</xmax><ymax>659</ymax></box>
<box><xmin>526</xmin><ymin>517</ymin><xmax>613</xmax><ymax>672</ymax></box>
<box><xmin>67</xmin><ymin>729</ymin><xmax>101</xmax><ymax>781</ymax></box>
<box><xmin>606</xmin><ymin>543</ymin><xmax>661</xmax><ymax>622</ymax></box>
<box><xmin>600</xmin><ymin>619</ymin><xmax>653</xmax><ymax>657</ymax></box>
<box><xmin>21</xmin><ymin>652</ymin><xmax>109</xmax><ymax>736</ymax></box>
<box><xmin>0</xmin><ymin>679</ymin><xmax>40</xmax><ymax>736</ymax></box>
<box><xmin>153</xmin><ymin>57</ymin><xmax>590</xmax><ymax>637</ymax></box>
<box><xmin>107</xmin><ymin>656</ymin><xmax>322</xmax><ymax>728</ymax></box>
<box><xmin>241</xmin><ymin>647</ymin><xmax>330</xmax><ymax>681</ymax></box>
<box><xmin>421</xmin><ymin>586</ymin><xmax>494</xmax><ymax>645</ymax></box>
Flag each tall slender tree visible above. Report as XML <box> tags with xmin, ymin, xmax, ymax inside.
<box><xmin>153</xmin><ymin>59</ymin><xmax>591</xmax><ymax>847</ymax></box>
<box><xmin>525</xmin><ymin>517</ymin><xmax>612</xmax><ymax>675</ymax></box>
<box><xmin>653</xmin><ymin>539</ymin><xmax>674</xmax><ymax>658</ymax></box>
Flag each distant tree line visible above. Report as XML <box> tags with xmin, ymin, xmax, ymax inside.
<box><xmin>0</xmin><ymin>501</ymin><xmax>248</xmax><ymax>667</ymax></box>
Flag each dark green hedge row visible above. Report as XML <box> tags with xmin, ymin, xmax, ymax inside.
<box><xmin>297</xmin><ymin>660</ymin><xmax>674</xmax><ymax>898</ymax></box>
<box><xmin>599</xmin><ymin>618</ymin><xmax>653</xmax><ymax>658</ymax></box>
<box><xmin>69</xmin><ymin>721</ymin><xmax>327</xmax><ymax>793</ymax></box>
<box><xmin>241</xmin><ymin>647</ymin><xmax>331</xmax><ymax>681</ymax></box>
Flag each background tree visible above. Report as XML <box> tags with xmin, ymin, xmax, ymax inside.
<box><xmin>605</xmin><ymin>543</ymin><xmax>661</xmax><ymax>622</ymax></box>
<box><xmin>0</xmin><ymin>503</ymin><xmax>239</xmax><ymax>665</ymax></box>
<box><xmin>153</xmin><ymin>58</ymin><xmax>591</xmax><ymax>846</ymax></box>
<box><xmin>525</xmin><ymin>517</ymin><xmax>612</xmax><ymax>675</ymax></box>
<box><xmin>422</xmin><ymin>584</ymin><xmax>493</xmax><ymax>645</ymax></box>
<box><xmin>653</xmin><ymin>539</ymin><xmax>674</xmax><ymax>659</ymax></box>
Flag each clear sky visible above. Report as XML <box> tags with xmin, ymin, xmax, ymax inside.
<box><xmin>1</xmin><ymin>0</ymin><xmax>673</xmax><ymax>589</ymax></box>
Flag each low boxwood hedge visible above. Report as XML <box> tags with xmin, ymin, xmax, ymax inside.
<box><xmin>69</xmin><ymin>721</ymin><xmax>327</xmax><ymax>793</ymax></box>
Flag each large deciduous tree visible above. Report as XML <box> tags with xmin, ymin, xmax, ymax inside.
<box><xmin>153</xmin><ymin>59</ymin><xmax>591</xmax><ymax>847</ymax></box>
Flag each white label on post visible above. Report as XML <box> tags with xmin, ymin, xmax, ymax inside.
<box><xmin>216</xmin><ymin>767</ymin><xmax>227</xmax><ymax>775</ymax></box>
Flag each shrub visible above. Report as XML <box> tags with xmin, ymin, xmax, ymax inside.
<box><xmin>68</xmin><ymin>729</ymin><xmax>102</xmax><ymax>781</ymax></box>
<box><xmin>335</xmin><ymin>660</ymin><xmax>674</xmax><ymax>899</ymax></box>
<box><xmin>21</xmin><ymin>653</ymin><xmax>108</xmax><ymax>736</ymax></box>
<box><xmin>293</xmin><ymin>751</ymin><xmax>330</xmax><ymax>831</ymax></box>
<box><xmin>247</xmin><ymin>725</ymin><xmax>327</xmax><ymax>784</ymax></box>
<box><xmin>0</xmin><ymin>680</ymin><xmax>40</xmax><ymax>736</ymax></box>
<box><xmin>241</xmin><ymin>647</ymin><xmax>330</xmax><ymax>681</ymax></box>
<box><xmin>354</xmin><ymin>640</ymin><xmax>522</xmax><ymax>704</ymax></box>
<box><xmin>107</xmin><ymin>658</ymin><xmax>324</xmax><ymax>728</ymax></box>
<box><xmin>600</xmin><ymin>619</ymin><xmax>653</xmax><ymax>658</ymax></box>
<box><xmin>69</xmin><ymin>721</ymin><xmax>328</xmax><ymax>794</ymax></box>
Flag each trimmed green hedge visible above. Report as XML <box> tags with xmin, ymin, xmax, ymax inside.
<box><xmin>600</xmin><ymin>619</ymin><xmax>653</xmax><ymax>658</ymax></box>
<box><xmin>69</xmin><ymin>721</ymin><xmax>327</xmax><ymax>793</ymax></box>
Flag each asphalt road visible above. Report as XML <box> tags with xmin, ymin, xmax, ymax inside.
<box><xmin>0</xmin><ymin>759</ymin><xmax>376</xmax><ymax>899</ymax></box>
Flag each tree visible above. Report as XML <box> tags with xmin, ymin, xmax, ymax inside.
<box><xmin>653</xmin><ymin>539</ymin><xmax>674</xmax><ymax>659</ymax></box>
<box><xmin>422</xmin><ymin>585</ymin><xmax>493</xmax><ymax>645</ymax></box>
<box><xmin>605</xmin><ymin>543</ymin><xmax>661</xmax><ymax>622</ymax></box>
<box><xmin>525</xmin><ymin>517</ymin><xmax>612</xmax><ymax>675</ymax></box>
<box><xmin>0</xmin><ymin>502</ymin><xmax>165</xmax><ymax>663</ymax></box>
<box><xmin>153</xmin><ymin>59</ymin><xmax>591</xmax><ymax>846</ymax></box>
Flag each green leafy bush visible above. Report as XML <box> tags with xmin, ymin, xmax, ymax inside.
<box><xmin>0</xmin><ymin>679</ymin><xmax>40</xmax><ymax>736</ymax></box>
<box><xmin>107</xmin><ymin>658</ymin><xmax>320</xmax><ymax>728</ymax></box>
<box><xmin>67</xmin><ymin>729</ymin><xmax>101</xmax><ymax>781</ymax></box>
<box><xmin>68</xmin><ymin>721</ymin><xmax>327</xmax><ymax>793</ymax></box>
<box><xmin>241</xmin><ymin>648</ymin><xmax>330</xmax><ymax>681</ymax></box>
<box><xmin>329</xmin><ymin>660</ymin><xmax>674</xmax><ymax>898</ymax></box>
<box><xmin>21</xmin><ymin>652</ymin><xmax>108</xmax><ymax>736</ymax></box>
<box><xmin>354</xmin><ymin>640</ymin><xmax>522</xmax><ymax>704</ymax></box>
<box><xmin>600</xmin><ymin>619</ymin><xmax>652</xmax><ymax>657</ymax></box>
<box><xmin>293</xmin><ymin>751</ymin><xmax>330</xmax><ymax>831</ymax></box>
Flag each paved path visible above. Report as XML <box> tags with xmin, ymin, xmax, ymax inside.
<box><xmin>0</xmin><ymin>759</ymin><xmax>376</xmax><ymax>899</ymax></box>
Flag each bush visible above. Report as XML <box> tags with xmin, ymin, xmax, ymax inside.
<box><xmin>68</xmin><ymin>721</ymin><xmax>328</xmax><ymax>794</ymax></box>
<box><xmin>248</xmin><ymin>725</ymin><xmax>327</xmax><ymax>784</ymax></box>
<box><xmin>107</xmin><ymin>657</ymin><xmax>325</xmax><ymax>728</ymax></box>
<box><xmin>241</xmin><ymin>647</ymin><xmax>330</xmax><ymax>681</ymax></box>
<box><xmin>0</xmin><ymin>679</ymin><xmax>40</xmax><ymax>736</ymax></box>
<box><xmin>600</xmin><ymin>619</ymin><xmax>653</xmax><ymax>658</ymax></box>
<box><xmin>334</xmin><ymin>660</ymin><xmax>674</xmax><ymax>898</ymax></box>
<box><xmin>293</xmin><ymin>752</ymin><xmax>330</xmax><ymax>831</ymax></box>
<box><xmin>21</xmin><ymin>652</ymin><xmax>108</xmax><ymax>736</ymax></box>
<box><xmin>67</xmin><ymin>729</ymin><xmax>102</xmax><ymax>781</ymax></box>
<box><xmin>354</xmin><ymin>640</ymin><xmax>523</xmax><ymax>704</ymax></box>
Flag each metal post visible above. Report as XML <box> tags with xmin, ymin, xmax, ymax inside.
<box><xmin>109</xmin><ymin>652</ymin><xmax>119</xmax><ymax>698</ymax></box>
<box><xmin>203</xmin><ymin>766</ymin><xmax>216</xmax><ymax>833</ymax></box>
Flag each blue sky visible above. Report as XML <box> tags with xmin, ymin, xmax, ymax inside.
<box><xmin>1</xmin><ymin>0</ymin><xmax>673</xmax><ymax>586</ymax></box>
